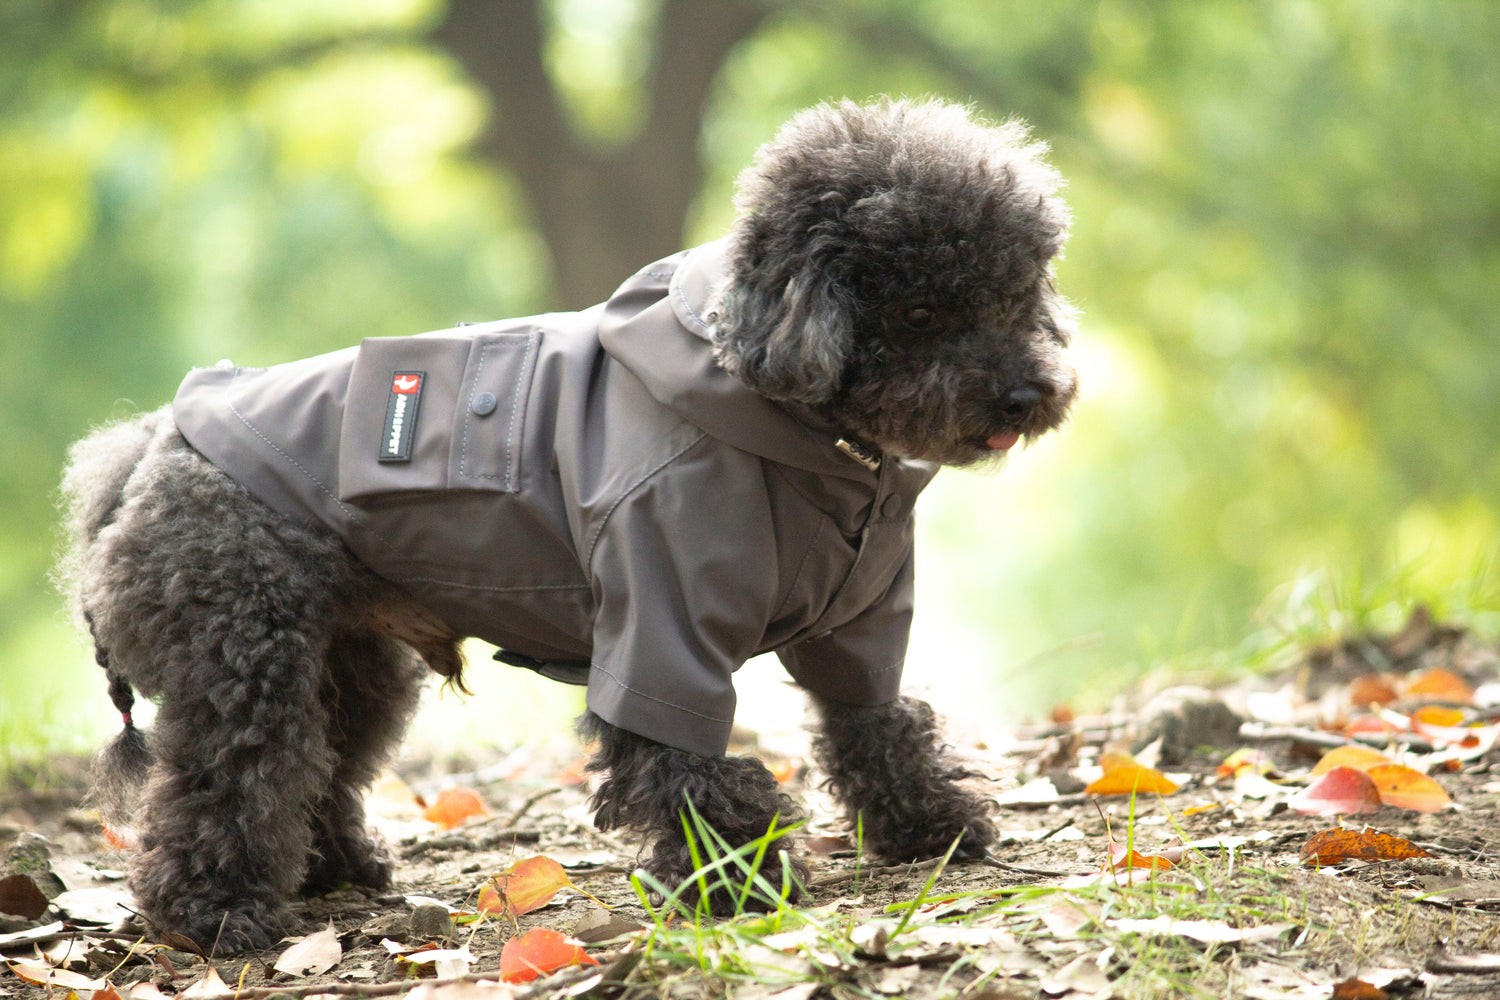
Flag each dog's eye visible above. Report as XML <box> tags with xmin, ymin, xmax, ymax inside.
<box><xmin>902</xmin><ymin>304</ymin><xmax>936</xmax><ymax>330</ymax></box>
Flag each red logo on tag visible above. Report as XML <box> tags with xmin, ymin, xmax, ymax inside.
<box><xmin>392</xmin><ymin>374</ymin><xmax>422</xmax><ymax>394</ymax></box>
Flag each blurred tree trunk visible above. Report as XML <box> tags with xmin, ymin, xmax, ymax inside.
<box><xmin>433</xmin><ymin>0</ymin><xmax>771</xmax><ymax>308</ymax></box>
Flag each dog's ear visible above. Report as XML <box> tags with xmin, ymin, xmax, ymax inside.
<box><xmin>710</xmin><ymin>255</ymin><xmax>853</xmax><ymax>405</ymax></box>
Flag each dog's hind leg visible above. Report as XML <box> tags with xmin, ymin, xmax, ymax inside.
<box><xmin>300</xmin><ymin>629</ymin><xmax>427</xmax><ymax>896</ymax></box>
<box><xmin>810</xmin><ymin>694</ymin><xmax>995</xmax><ymax>863</ymax></box>
<box><xmin>129</xmin><ymin>608</ymin><xmax>337</xmax><ymax>952</ymax></box>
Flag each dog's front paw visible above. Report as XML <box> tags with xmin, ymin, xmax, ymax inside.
<box><xmin>301</xmin><ymin>842</ymin><xmax>395</xmax><ymax>897</ymax></box>
<box><xmin>152</xmin><ymin>899</ymin><xmax>284</xmax><ymax>954</ymax></box>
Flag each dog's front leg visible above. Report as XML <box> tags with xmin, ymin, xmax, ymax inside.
<box><xmin>810</xmin><ymin>694</ymin><xmax>995</xmax><ymax>863</ymax></box>
<box><xmin>579</xmin><ymin>712</ymin><xmax>806</xmax><ymax>913</ymax></box>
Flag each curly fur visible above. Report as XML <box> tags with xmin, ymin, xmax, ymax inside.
<box><xmin>811</xmin><ymin>695</ymin><xmax>995</xmax><ymax>861</ymax></box>
<box><xmin>58</xmin><ymin>97</ymin><xmax>1075</xmax><ymax>951</ymax></box>
<box><xmin>712</xmin><ymin>98</ymin><xmax>1077</xmax><ymax>465</ymax></box>
<box><xmin>580</xmin><ymin>713</ymin><xmax>807</xmax><ymax>911</ymax></box>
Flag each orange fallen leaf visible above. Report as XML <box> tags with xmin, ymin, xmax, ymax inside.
<box><xmin>100</xmin><ymin>824</ymin><xmax>137</xmax><ymax>850</ymax></box>
<box><xmin>1403</xmin><ymin>668</ymin><xmax>1474</xmax><ymax>704</ymax></box>
<box><xmin>1310</xmin><ymin>745</ymin><xmax>1391</xmax><ymax>776</ymax></box>
<box><xmin>1086</xmin><ymin>763</ymin><xmax>1179</xmax><ymax>797</ymax></box>
<box><xmin>1290</xmin><ymin>765</ymin><xmax>1382</xmax><ymax>816</ymax></box>
<box><xmin>1366</xmin><ymin>763</ymin><xmax>1452</xmax><ymax>812</ymax></box>
<box><xmin>499</xmin><ymin>928</ymin><xmax>598</xmax><ymax>984</ymax></box>
<box><xmin>1050</xmin><ymin>704</ymin><xmax>1077</xmax><ymax>725</ymax></box>
<box><xmin>1410</xmin><ymin>704</ymin><xmax>1466</xmax><ymax>729</ymax></box>
<box><xmin>478</xmin><ymin>856</ymin><xmax>578</xmax><ymax>920</ymax></box>
<box><xmin>1104</xmin><ymin>840</ymin><xmax>1178</xmax><ymax>872</ymax></box>
<box><xmin>423</xmin><ymin>787</ymin><xmax>488</xmax><ymax>828</ymax></box>
<box><xmin>1300</xmin><ymin>828</ymin><xmax>1431</xmax><ymax>865</ymax></box>
<box><xmin>1332</xmin><ymin>977</ymin><xmax>1389</xmax><ymax>1000</ymax></box>
<box><xmin>1347</xmin><ymin>674</ymin><xmax>1400</xmax><ymax>708</ymax></box>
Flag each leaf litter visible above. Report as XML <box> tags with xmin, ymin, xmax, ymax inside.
<box><xmin>1</xmin><ymin>608</ymin><xmax>1499</xmax><ymax>998</ymax></box>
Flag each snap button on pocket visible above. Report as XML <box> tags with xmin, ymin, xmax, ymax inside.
<box><xmin>471</xmin><ymin>391</ymin><xmax>498</xmax><ymax>416</ymax></box>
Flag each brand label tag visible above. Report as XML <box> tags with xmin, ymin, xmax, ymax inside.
<box><xmin>379</xmin><ymin>371</ymin><xmax>424</xmax><ymax>462</ymax></box>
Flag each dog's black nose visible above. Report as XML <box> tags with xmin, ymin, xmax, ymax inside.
<box><xmin>1001</xmin><ymin>385</ymin><xmax>1046</xmax><ymax>425</ymax></box>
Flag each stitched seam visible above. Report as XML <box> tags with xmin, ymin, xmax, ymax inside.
<box><xmin>583</xmin><ymin>431</ymin><xmax>709</xmax><ymax>571</ymax></box>
<box><xmin>589</xmin><ymin>660</ymin><xmax>733</xmax><ymax>722</ymax></box>
<box><xmin>395</xmin><ymin>577</ymin><xmax>589</xmax><ymax>593</ymax></box>
<box><xmin>458</xmin><ymin>341</ymin><xmax>488</xmax><ymax>479</ymax></box>
<box><xmin>224</xmin><ymin>371</ymin><xmax>353</xmax><ymax>518</ymax></box>
<box><xmin>504</xmin><ymin>332</ymin><xmax>536</xmax><ymax>490</ymax></box>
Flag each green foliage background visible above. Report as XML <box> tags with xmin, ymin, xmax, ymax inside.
<box><xmin>3</xmin><ymin>0</ymin><xmax>1497</xmax><ymax>757</ymax></box>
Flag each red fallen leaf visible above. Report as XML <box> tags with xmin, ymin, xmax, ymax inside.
<box><xmin>1332</xmin><ymin>976</ymin><xmax>1389</xmax><ymax>1000</ymax></box>
<box><xmin>499</xmin><ymin>928</ymin><xmax>598</xmax><ymax>983</ymax></box>
<box><xmin>1290</xmin><ymin>765</ymin><xmax>1382</xmax><ymax>816</ymax></box>
<box><xmin>477</xmin><ymin>856</ymin><xmax>576</xmax><ymax>919</ymax></box>
<box><xmin>1085</xmin><ymin>762</ymin><xmax>1179</xmax><ymax>797</ymax></box>
<box><xmin>423</xmin><ymin>787</ymin><xmax>488</xmax><ymax>828</ymax></box>
<box><xmin>1344</xmin><ymin>715</ymin><xmax>1402</xmax><ymax>739</ymax></box>
<box><xmin>1310</xmin><ymin>745</ymin><xmax>1391</xmax><ymax>777</ymax></box>
<box><xmin>1300</xmin><ymin>828</ymin><xmax>1431</xmax><ymax>865</ymax></box>
<box><xmin>1348</xmin><ymin>673</ymin><xmax>1400</xmax><ymax>708</ymax></box>
<box><xmin>1366</xmin><ymin>763</ymin><xmax>1452</xmax><ymax>812</ymax></box>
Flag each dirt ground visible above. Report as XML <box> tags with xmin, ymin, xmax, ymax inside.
<box><xmin>3</xmin><ymin>613</ymin><xmax>1499</xmax><ymax>999</ymax></box>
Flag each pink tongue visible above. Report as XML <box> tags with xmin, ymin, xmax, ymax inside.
<box><xmin>986</xmin><ymin>431</ymin><xmax>1021</xmax><ymax>451</ymax></box>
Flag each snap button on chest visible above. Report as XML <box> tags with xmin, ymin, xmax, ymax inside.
<box><xmin>880</xmin><ymin>494</ymin><xmax>903</xmax><ymax>519</ymax></box>
<box><xmin>471</xmin><ymin>391</ymin><xmax>498</xmax><ymax>416</ymax></box>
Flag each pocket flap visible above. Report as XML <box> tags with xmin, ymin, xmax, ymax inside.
<box><xmin>338</xmin><ymin>335</ymin><xmax>472</xmax><ymax>501</ymax></box>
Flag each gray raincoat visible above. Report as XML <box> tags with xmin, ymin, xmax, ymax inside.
<box><xmin>173</xmin><ymin>239</ymin><xmax>938</xmax><ymax>757</ymax></box>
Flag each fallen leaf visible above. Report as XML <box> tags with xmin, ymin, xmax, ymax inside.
<box><xmin>274</xmin><ymin>921</ymin><xmax>342</xmax><ymax>977</ymax></box>
<box><xmin>1403</xmin><ymin>668</ymin><xmax>1474</xmax><ymax>704</ymax></box>
<box><xmin>1107</xmin><ymin>916</ymin><xmax>1293</xmax><ymax>944</ymax></box>
<box><xmin>399</xmin><ymin>947</ymin><xmax>474</xmax><ymax>979</ymax></box>
<box><xmin>1085</xmin><ymin>762</ymin><xmax>1179</xmax><ymax>796</ymax></box>
<box><xmin>1104</xmin><ymin>841</ymin><xmax>1175</xmax><ymax>872</ymax></box>
<box><xmin>477</xmin><ymin>856</ymin><xmax>595</xmax><ymax>920</ymax></box>
<box><xmin>1410</xmin><ymin>705</ymin><xmax>1465</xmax><ymax>729</ymax></box>
<box><xmin>1310</xmin><ymin>746</ymin><xmax>1391</xmax><ymax>776</ymax></box>
<box><xmin>1290</xmin><ymin>766</ymin><xmax>1382</xmax><ymax>816</ymax></box>
<box><xmin>1366</xmin><ymin>763</ymin><xmax>1452</xmax><ymax>812</ymax></box>
<box><xmin>181</xmin><ymin>968</ymin><xmax>232</xmax><ymax>998</ymax></box>
<box><xmin>1348</xmin><ymin>674</ymin><xmax>1400</xmax><ymax>708</ymax></box>
<box><xmin>1332</xmin><ymin>976</ymin><xmax>1389</xmax><ymax>999</ymax></box>
<box><xmin>499</xmin><ymin>929</ymin><xmax>598</xmax><ymax>984</ymax></box>
<box><xmin>1217</xmin><ymin>748</ymin><xmax>1273</xmax><ymax>779</ymax></box>
<box><xmin>0</xmin><ymin>874</ymin><xmax>49</xmax><ymax>920</ymax></box>
<box><xmin>1345</xmin><ymin>715</ymin><xmax>1402</xmax><ymax>739</ymax></box>
<box><xmin>5</xmin><ymin>961</ymin><xmax>106</xmax><ymax>991</ymax></box>
<box><xmin>423</xmin><ymin>787</ymin><xmax>488</xmax><ymax>828</ymax></box>
<box><xmin>1300</xmin><ymin>828</ymin><xmax>1431</xmax><ymax>865</ymax></box>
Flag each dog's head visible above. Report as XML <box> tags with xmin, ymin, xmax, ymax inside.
<box><xmin>710</xmin><ymin>98</ymin><xmax>1078</xmax><ymax>467</ymax></box>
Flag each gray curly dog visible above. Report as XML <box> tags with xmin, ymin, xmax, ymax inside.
<box><xmin>59</xmin><ymin>98</ymin><xmax>1078</xmax><ymax>950</ymax></box>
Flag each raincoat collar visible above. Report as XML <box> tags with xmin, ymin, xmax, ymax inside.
<box><xmin>597</xmin><ymin>239</ymin><xmax>880</xmax><ymax>483</ymax></box>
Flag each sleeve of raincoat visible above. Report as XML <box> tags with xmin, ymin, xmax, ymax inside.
<box><xmin>774</xmin><ymin>544</ymin><xmax>914</xmax><ymax>707</ymax></box>
<box><xmin>583</xmin><ymin>437</ymin><xmax>780</xmax><ymax>758</ymax></box>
